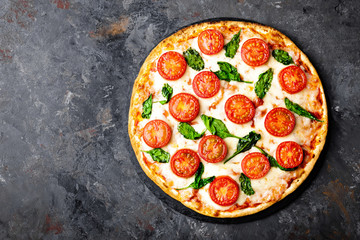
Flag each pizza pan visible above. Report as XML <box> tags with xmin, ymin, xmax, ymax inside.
<box><xmin>129</xmin><ymin>17</ymin><xmax>328</xmax><ymax>223</ymax></box>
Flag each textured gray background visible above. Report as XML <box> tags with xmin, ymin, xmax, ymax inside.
<box><xmin>0</xmin><ymin>0</ymin><xmax>359</xmax><ymax>239</ymax></box>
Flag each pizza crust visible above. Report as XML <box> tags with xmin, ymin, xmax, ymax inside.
<box><xmin>128</xmin><ymin>21</ymin><xmax>328</xmax><ymax>218</ymax></box>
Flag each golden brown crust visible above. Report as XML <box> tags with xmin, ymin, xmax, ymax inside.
<box><xmin>128</xmin><ymin>21</ymin><xmax>328</xmax><ymax>218</ymax></box>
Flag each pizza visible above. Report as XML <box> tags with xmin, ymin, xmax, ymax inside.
<box><xmin>128</xmin><ymin>20</ymin><xmax>328</xmax><ymax>218</ymax></box>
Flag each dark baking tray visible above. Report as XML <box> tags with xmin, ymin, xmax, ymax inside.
<box><xmin>128</xmin><ymin>17</ymin><xmax>329</xmax><ymax>223</ymax></box>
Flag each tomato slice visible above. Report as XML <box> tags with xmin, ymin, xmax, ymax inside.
<box><xmin>143</xmin><ymin>120</ymin><xmax>172</xmax><ymax>148</ymax></box>
<box><xmin>169</xmin><ymin>93</ymin><xmax>200</xmax><ymax>122</ymax></box>
<box><xmin>241</xmin><ymin>152</ymin><xmax>270</xmax><ymax>179</ymax></box>
<box><xmin>265</xmin><ymin>107</ymin><xmax>295</xmax><ymax>137</ymax></box>
<box><xmin>279</xmin><ymin>65</ymin><xmax>307</xmax><ymax>94</ymax></box>
<box><xmin>198</xmin><ymin>29</ymin><xmax>224</xmax><ymax>55</ymax></box>
<box><xmin>209</xmin><ymin>176</ymin><xmax>239</xmax><ymax>206</ymax></box>
<box><xmin>198</xmin><ymin>135</ymin><xmax>227</xmax><ymax>163</ymax></box>
<box><xmin>192</xmin><ymin>71</ymin><xmax>220</xmax><ymax>98</ymax></box>
<box><xmin>157</xmin><ymin>51</ymin><xmax>187</xmax><ymax>80</ymax></box>
<box><xmin>225</xmin><ymin>94</ymin><xmax>255</xmax><ymax>124</ymax></box>
<box><xmin>170</xmin><ymin>149</ymin><xmax>200</xmax><ymax>178</ymax></box>
<box><xmin>241</xmin><ymin>38</ymin><xmax>270</xmax><ymax>66</ymax></box>
<box><xmin>276</xmin><ymin>141</ymin><xmax>303</xmax><ymax>168</ymax></box>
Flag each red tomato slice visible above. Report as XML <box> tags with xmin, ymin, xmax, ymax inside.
<box><xmin>192</xmin><ymin>71</ymin><xmax>220</xmax><ymax>98</ymax></box>
<box><xmin>157</xmin><ymin>51</ymin><xmax>187</xmax><ymax>80</ymax></box>
<box><xmin>225</xmin><ymin>94</ymin><xmax>255</xmax><ymax>124</ymax></box>
<box><xmin>143</xmin><ymin>120</ymin><xmax>172</xmax><ymax>148</ymax></box>
<box><xmin>241</xmin><ymin>152</ymin><xmax>270</xmax><ymax>179</ymax></box>
<box><xmin>198</xmin><ymin>135</ymin><xmax>227</xmax><ymax>163</ymax></box>
<box><xmin>279</xmin><ymin>65</ymin><xmax>307</xmax><ymax>94</ymax></box>
<box><xmin>169</xmin><ymin>93</ymin><xmax>200</xmax><ymax>122</ymax></box>
<box><xmin>276</xmin><ymin>141</ymin><xmax>303</xmax><ymax>168</ymax></box>
<box><xmin>265</xmin><ymin>107</ymin><xmax>295</xmax><ymax>137</ymax></box>
<box><xmin>209</xmin><ymin>176</ymin><xmax>239</xmax><ymax>206</ymax></box>
<box><xmin>170</xmin><ymin>149</ymin><xmax>200</xmax><ymax>178</ymax></box>
<box><xmin>241</xmin><ymin>38</ymin><xmax>270</xmax><ymax>66</ymax></box>
<box><xmin>198</xmin><ymin>29</ymin><xmax>224</xmax><ymax>55</ymax></box>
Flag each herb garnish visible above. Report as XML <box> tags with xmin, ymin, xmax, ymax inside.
<box><xmin>255</xmin><ymin>146</ymin><xmax>297</xmax><ymax>171</ymax></box>
<box><xmin>178</xmin><ymin>122</ymin><xmax>205</xmax><ymax>140</ymax></box>
<box><xmin>213</xmin><ymin>62</ymin><xmax>252</xmax><ymax>83</ymax></box>
<box><xmin>201</xmin><ymin>114</ymin><xmax>243</xmax><ymax>139</ymax></box>
<box><xmin>285</xmin><ymin>98</ymin><xmax>323</xmax><ymax>122</ymax></box>
<box><xmin>272</xmin><ymin>49</ymin><xmax>294</xmax><ymax>65</ymax></box>
<box><xmin>224</xmin><ymin>30</ymin><xmax>241</xmax><ymax>58</ymax></box>
<box><xmin>142</xmin><ymin>148</ymin><xmax>170</xmax><ymax>163</ymax></box>
<box><xmin>255</xmin><ymin>68</ymin><xmax>273</xmax><ymax>99</ymax></box>
<box><xmin>141</xmin><ymin>94</ymin><xmax>152</xmax><ymax>119</ymax></box>
<box><xmin>183</xmin><ymin>48</ymin><xmax>205</xmax><ymax>71</ymax></box>
<box><xmin>158</xmin><ymin>83</ymin><xmax>173</xmax><ymax>105</ymax></box>
<box><xmin>176</xmin><ymin>162</ymin><xmax>215</xmax><ymax>190</ymax></box>
<box><xmin>239</xmin><ymin>173</ymin><xmax>255</xmax><ymax>195</ymax></box>
<box><xmin>224</xmin><ymin>131</ymin><xmax>261</xmax><ymax>164</ymax></box>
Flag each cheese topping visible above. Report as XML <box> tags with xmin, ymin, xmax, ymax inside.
<box><xmin>135</xmin><ymin>29</ymin><xmax>322</xmax><ymax>211</ymax></box>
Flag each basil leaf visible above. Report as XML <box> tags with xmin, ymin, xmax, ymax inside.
<box><xmin>213</xmin><ymin>70</ymin><xmax>228</xmax><ymax>80</ymax></box>
<box><xmin>255</xmin><ymin>68</ymin><xmax>273</xmax><ymax>99</ymax></box>
<box><xmin>143</xmin><ymin>148</ymin><xmax>170</xmax><ymax>163</ymax></box>
<box><xmin>219</xmin><ymin>61</ymin><xmax>236</xmax><ymax>73</ymax></box>
<box><xmin>177</xmin><ymin>163</ymin><xmax>203</xmax><ymax>190</ymax></box>
<box><xmin>239</xmin><ymin>173</ymin><xmax>255</xmax><ymax>195</ymax></box>
<box><xmin>194</xmin><ymin>161</ymin><xmax>204</xmax><ymax>185</ymax></box>
<box><xmin>285</xmin><ymin>98</ymin><xmax>323</xmax><ymax>122</ymax></box>
<box><xmin>141</xmin><ymin>94</ymin><xmax>152</xmax><ymax>119</ymax></box>
<box><xmin>201</xmin><ymin>114</ymin><xmax>242</xmax><ymax>139</ymax></box>
<box><xmin>224</xmin><ymin>131</ymin><xmax>261</xmax><ymax>164</ymax></box>
<box><xmin>255</xmin><ymin>146</ymin><xmax>296</xmax><ymax>171</ymax></box>
<box><xmin>159</xmin><ymin>83</ymin><xmax>173</xmax><ymax>105</ymax></box>
<box><xmin>183</xmin><ymin>48</ymin><xmax>204</xmax><ymax>71</ymax></box>
<box><xmin>213</xmin><ymin>62</ymin><xmax>252</xmax><ymax>84</ymax></box>
<box><xmin>224</xmin><ymin>30</ymin><xmax>241</xmax><ymax>58</ymax></box>
<box><xmin>254</xmin><ymin>146</ymin><xmax>277</xmax><ymax>167</ymax></box>
<box><xmin>197</xmin><ymin>176</ymin><xmax>216</xmax><ymax>189</ymax></box>
<box><xmin>201</xmin><ymin>114</ymin><xmax>216</xmax><ymax>135</ymax></box>
<box><xmin>178</xmin><ymin>122</ymin><xmax>205</xmax><ymax>140</ymax></box>
<box><xmin>272</xmin><ymin>49</ymin><xmax>293</xmax><ymax>65</ymax></box>
<box><xmin>177</xmin><ymin>163</ymin><xmax>215</xmax><ymax>190</ymax></box>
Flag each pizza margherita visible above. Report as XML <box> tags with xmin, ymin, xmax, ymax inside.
<box><xmin>128</xmin><ymin>21</ymin><xmax>328</xmax><ymax>218</ymax></box>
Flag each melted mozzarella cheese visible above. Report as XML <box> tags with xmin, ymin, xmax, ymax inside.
<box><xmin>139</xmin><ymin>32</ymin><xmax>320</xmax><ymax>210</ymax></box>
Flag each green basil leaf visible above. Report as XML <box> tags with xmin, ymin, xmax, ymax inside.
<box><xmin>272</xmin><ymin>49</ymin><xmax>294</xmax><ymax>65</ymax></box>
<box><xmin>159</xmin><ymin>83</ymin><xmax>173</xmax><ymax>105</ymax></box>
<box><xmin>201</xmin><ymin>114</ymin><xmax>242</xmax><ymax>139</ymax></box>
<box><xmin>285</xmin><ymin>98</ymin><xmax>323</xmax><ymax>122</ymax></box>
<box><xmin>219</xmin><ymin>61</ymin><xmax>235</xmax><ymax>73</ymax></box>
<box><xmin>201</xmin><ymin>114</ymin><xmax>216</xmax><ymax>135</ymax></box>
<box><xmin>183</xmin><ymin>48</ymin><xmax>204</xmax><ymax>71</ymax></box>
<box><xmin>141</xmin><ymin>94</ymin><xmax>152</xmax><ymax>119</ymax></box>
<box><xmin>176</xmin><ymin>163</ymin><xmax>215</xmax><ymax>190</ymax></box>
<box><xmin>143</xmin><ymin>148</ymin><xmax>170</xmax><ymax>163</ymax></box>
<box><xmin>255</xmin><ymin>146</ymin><xmax>297</xmax><ymax>171</ymax></box>
<box><xmin>197</xmin><ymin>176</ymin><xmax>216</xmax><ymax>189</ymax></box>
<box><xmin>224</xmin><ymin>131</ymin><xmax>261</xmax><ymax>164</ymax></box>
<box><xmin>177</xmin><ymin>162</ymin><xmax>203</xmax><ymax>190</ymax></box>
<box><xmin>211</xmin><ymin>119</ymin><xmax>239</xmax><ymax>139</ymax></box>
<box><xmin>213</xmin><ymin>62</ymin><xmax>252</xmax><ymax>84</ymax></box>
<box><xmin>239</xmin><ymin>173</ymin><xmax>255</xmax><ymax>195</ymax></box>
<box><xmin>178</xmin><ymin>122</ymin><xmax>205</xmax><ymax>140</ymax></box>
<box><xmin>255</xmin><ymin>68</ymin><xmax>273</xmax><ymax>99</ymax></box>
<box><xmin>194</xmin><ymin>162</ymin><xmax>204</xmax><ymax>185</ymax></box>
<box><xmin>224</xmin><ymin>30</ymin><xmax>241</xmax><ymax>58</ymax></box>
<box><xmin>213</xmin><ymin>70</ymin><xmax>228</xmax><ymax>80</ymax></box>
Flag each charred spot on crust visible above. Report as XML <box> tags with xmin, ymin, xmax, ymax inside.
<box><xmin>316</xmin><ymin>88</ymin><xmax>324</xmax><ymax>105</ymax></box>
<box><xmin>310</xmin><ymin>134</ymin><xmax>318</xmax><ymax>150</ymax></box>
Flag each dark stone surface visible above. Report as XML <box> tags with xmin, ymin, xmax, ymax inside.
<box><xmin>0</xmin><ymin>0</ymin><xmax>359</xmax><ymax>239</ymax></box>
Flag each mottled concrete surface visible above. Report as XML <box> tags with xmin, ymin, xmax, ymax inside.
<box><xmin>0</xmin><ymin>0</ymin><xmax>359</xmax><ymax>239</ymax></box>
